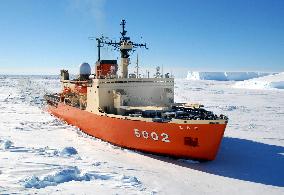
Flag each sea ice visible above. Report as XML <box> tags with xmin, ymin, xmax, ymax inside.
<box><xmin>24</xmin><ymin>166</ymin><xmax>92</xmax><ymax>189</ymax></box>
<box><xmin>0</xmin><ymin>75</ymin><xmax>283</xmax><ymax>195</ymax></box>
<box><xmin>60</xmin><ymin>147</ymin><xmax>78</xmax><ymax>156</ymax></box>
<box><xmin>0</xmin><ymin>139</ymin><xmax>13</xmax><ymax>150</ymax></box>
<box><xmin>120</xmin><ymin>175</ymin><xmax>141</xmax><ymax>187</ymax></box>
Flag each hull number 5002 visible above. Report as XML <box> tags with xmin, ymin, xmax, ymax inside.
<box><xmin>133</xmin><ymin>129</ymin><xmax>170</xmax><ymax>143</ymax></box>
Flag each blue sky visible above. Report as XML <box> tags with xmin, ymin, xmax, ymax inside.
<box><xmin>0</xmin><ymin>0</ymin><xmax>283</xmax><ymax>76</ymax></box>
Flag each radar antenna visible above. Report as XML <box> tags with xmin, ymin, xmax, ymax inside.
<box><xmin>94</xmin><ymin>19</ymin><xmax>148</xmax><ymax>78</ymax></box>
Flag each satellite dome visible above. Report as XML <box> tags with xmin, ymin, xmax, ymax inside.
<box><xmin>79</xmin><ymin>62</ymin><xmax>91</xmax><ymax>75</ymax></box>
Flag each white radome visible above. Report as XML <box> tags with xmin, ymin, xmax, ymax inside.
<box><xmin>79</xmin><ymin>62</ymin><xmax>91</xmax><ymax>75</ymax></box>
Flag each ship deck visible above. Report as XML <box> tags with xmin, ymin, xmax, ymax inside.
<box><xmin>44</xmin><ymin>94</ymin><xmax>228</xmax><ymax>125</ymax></box>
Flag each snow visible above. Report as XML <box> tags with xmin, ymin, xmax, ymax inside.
<box><xmin>234</xmin><ymin>72</ymin><xmax>284</xmax><ymax>90</ymax></box>
<box><xmin>0</xmin><ymin>75</ymin><xmax>284</xmax><ymax>194</ymax></box>
<box><xmin>24</xmin><ymin>166</ymin><xmax>92</xmax><ymax>189</ymax></box>
<box><xmin>187</xmin><ymin>71</ymin><xmax>273</xmax><ymax>81</ymax></box>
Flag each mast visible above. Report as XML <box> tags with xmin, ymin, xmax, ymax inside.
<box><xmin>88</xmin><ymin>36</ymin><xmax>103</xmax><ymax>62</ymax></box>
<box><xmin>135</xmin><ymin>53</ymin><xmax>139</xmax><ymax>78</ymax></box>
<box><xmin>95</xmin><ymin>19</ymin><xmax>148</xmax><ymax>78</ymax></box>
<box><xmin>96</xmin><ymin>38</ymin><xmax>102</xmax><ymax>61</ymax></box>
<box><xmin>162</xmin><ymin>64</ymin><xmax>164</xmax><ymax>78</ymax></box>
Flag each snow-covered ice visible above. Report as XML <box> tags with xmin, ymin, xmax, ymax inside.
<box><xmin>234</xmin><ymin>72</ymin><xmax>284</xmax><ymax>90</ymax></box>
<box><xmin>187</xmin><ymin>71</ymin><xmax>273</xmax><ymax>81</ymax></box>
<box><xmin>24</xmin><ymin>166</ymin><xmax>92</xmax><ymax>189</ymax></box>
<box><xmin>60</xmin><ymin>147</ymin><xmax>78</xmax><ymax>157</ymax></box>
<box><xmin>0</xmin><ymin>75</ymin><xmax>283</xmax><ymax>194</ymax></box>
<box><xmin>0</xmin><ymin>139</ymin><xmax>13</xmax><ymax>150</ymax></box>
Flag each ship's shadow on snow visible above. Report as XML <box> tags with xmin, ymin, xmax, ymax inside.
<box><xmin>154</xmin><ymin>137</ymin><xmax>284</xmax><ymax>187</ymax></box>
<box><xmin>203</xmin><ymin>137</ymin><xmax>284</xmax><ymax>187</ymax></box>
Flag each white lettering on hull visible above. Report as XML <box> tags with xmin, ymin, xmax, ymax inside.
<box><xmin>179</xmin><ymin>125</ymin><xmax>199</xmax><ymax>131</ymax></box>
<box><xmin>134</xmin><ymin>129</ymin><xmax>170</xmax><ymax>143</ymax></box>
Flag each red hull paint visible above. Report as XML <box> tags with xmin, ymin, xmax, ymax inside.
<box><xmin>48</xmin><ymin>103</ymin><xmax>226</xmax><ymax>160</ymax></box>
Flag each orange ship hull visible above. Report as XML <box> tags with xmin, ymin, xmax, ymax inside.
<box><xmin>47</xmin><ymin>103</ymin><xmax>227</xmax><ymax>161</ymax></box>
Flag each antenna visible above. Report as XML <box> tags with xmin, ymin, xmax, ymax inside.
<box><xmin>88</xmin><ymin>36</ymin><xmax>103</xmax><ymax>61</ymax></box>
<box><xmin>120</xmin><ymin>19</ymin><xmax>127</xmax><ymax>39</ymax></box>
<box><xmin>135</xmin><ymin>53</ymin><xmax>139</xmax><ymax>78</ymax></box>
<box><xmin>162</xmin><ymin>64</ymin><xmax>164</xmax><ymax>78</ymax></box>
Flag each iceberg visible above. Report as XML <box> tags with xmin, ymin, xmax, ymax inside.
<box><xmin>234</xmin><ymin>72</ymin><xmax>284</xmax><ymax>90</ymax></box>
<box><xmin>186</xmin><ymin>71</ymin><xmax>273</xmax><ymax>81</ymax></box>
